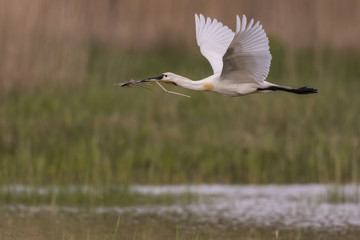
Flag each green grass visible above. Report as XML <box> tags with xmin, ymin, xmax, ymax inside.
<box><xmin>0</xmin><ymin>215</ymin><xmax>353</xmax><ymax>240</ymax></box>
<box><xmin>0</xmin><ymin>44</ymin><xmax>359</xmax><ymax>185</ymax></box>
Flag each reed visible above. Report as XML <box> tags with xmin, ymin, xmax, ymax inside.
<box><xmin>0</xmin><ymin>43</ymin><xmax>359</xmax><ymax>185</ymax></box>
<box><xmin>1</xmin><ymin>0</ymin><xmax>360</xmax><ymax>93</ymax></box>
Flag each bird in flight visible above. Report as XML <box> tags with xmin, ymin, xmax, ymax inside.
<box><xmin>119</xmin><ymin>14</ymin><xmax>317</xmax><ymax>98</ymax></box>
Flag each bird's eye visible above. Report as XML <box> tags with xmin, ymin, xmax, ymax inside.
<box><xmin>164</xmin><ymin>74</ymin><xmax>167</xmax><ymax>78</ymax></box>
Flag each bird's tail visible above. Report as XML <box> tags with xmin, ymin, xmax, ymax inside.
<box><xmin>257</xmin><ymin>85</ymin><xmax>318</xmax><ymax>94</ymax></box>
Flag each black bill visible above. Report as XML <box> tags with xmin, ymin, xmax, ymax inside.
<box><xmin>119</xmin><ymin>74</ymin><xmax>164</xmax><ymax>87</ymax></box>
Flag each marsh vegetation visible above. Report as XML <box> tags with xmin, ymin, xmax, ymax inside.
<box><xmin>1</xmin><ymin>1</ymin><xmax>360</xmax><ymax>238</ymax></box>
<box><xmin>1</xmin><ymin>46</ymin><xmax>359</xmax><ymax>185</ymax></box>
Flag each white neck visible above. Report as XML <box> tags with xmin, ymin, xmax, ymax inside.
<box><xmin>173</xmin><ymin>75</ymin><xmax>212</xmax><ymax>91</ymax></box>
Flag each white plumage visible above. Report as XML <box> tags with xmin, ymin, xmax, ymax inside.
<box><xmin>121</xmin><ymin>14</ymin><xmax>317</xmax><ymax>97</ymax></box>
<box><xmin>195</xmin><ymin>14</ymin><xmax>235</xmax><ymax>75</ymax></box>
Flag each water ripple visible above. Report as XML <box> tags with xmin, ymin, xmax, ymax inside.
<box><xmin>2</xmin><ymin>184</ymin><xmax>360</xmax><ymax>231</ymax></box>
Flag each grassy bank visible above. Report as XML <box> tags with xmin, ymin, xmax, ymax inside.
<box><xmin>0</xmin><ymin>44</ymin><xmax>359</xmax><ymax>185</ymax></box>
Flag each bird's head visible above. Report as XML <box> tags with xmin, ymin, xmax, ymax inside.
<box><xmin>138</xmin><ymin>72</ymin><xmax>178</xmax><ymax>86</ymax></box>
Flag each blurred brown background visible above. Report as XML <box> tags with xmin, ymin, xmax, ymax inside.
<box><xmin>0</xmin><ymin>0</ymin><xmax>359</xmax><ymax>92</ymax></box>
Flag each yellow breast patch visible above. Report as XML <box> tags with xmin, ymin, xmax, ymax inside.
<box><xmin>203</xmin><ymin>83</ymin><xmax>214</xmax><ymax>91</ymax></box>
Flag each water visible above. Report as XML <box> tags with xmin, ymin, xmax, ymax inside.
<box><xmin>1</xmin><ymin>184</ymin><xmax>360</xmax><ymax>239</ymax></box>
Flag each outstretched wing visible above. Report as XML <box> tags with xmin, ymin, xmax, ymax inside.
<box><xmin>195</xmin><ymin>14</ymin><xmax>235</xmax><ymax>75</ymax></box>
<box><xmin>221</xmin><ymin>15</ymin><xmax>272</xmax><ymax>83</ymax></box>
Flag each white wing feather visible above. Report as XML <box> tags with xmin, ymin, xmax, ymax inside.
<box><xmin>195</xmin><ymin>14</ymin><xmax>235</xmax><ymax>75</ymax></box>
<box><xmin>221</xmin><ymin>15</ymin><xmax>272</xmax><ymax>83</ymax></box>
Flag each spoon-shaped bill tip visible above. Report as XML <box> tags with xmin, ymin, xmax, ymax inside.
<box><xmin>116</xmin><ymin>74</ymin><xmax>164</xmax><ymax>87</ymax></box>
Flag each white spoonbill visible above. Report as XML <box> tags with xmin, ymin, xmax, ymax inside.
<box><xmin>120</xmin><ymin>14</ymin><xmax>317</xmax><ymax>97</ymax></box>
